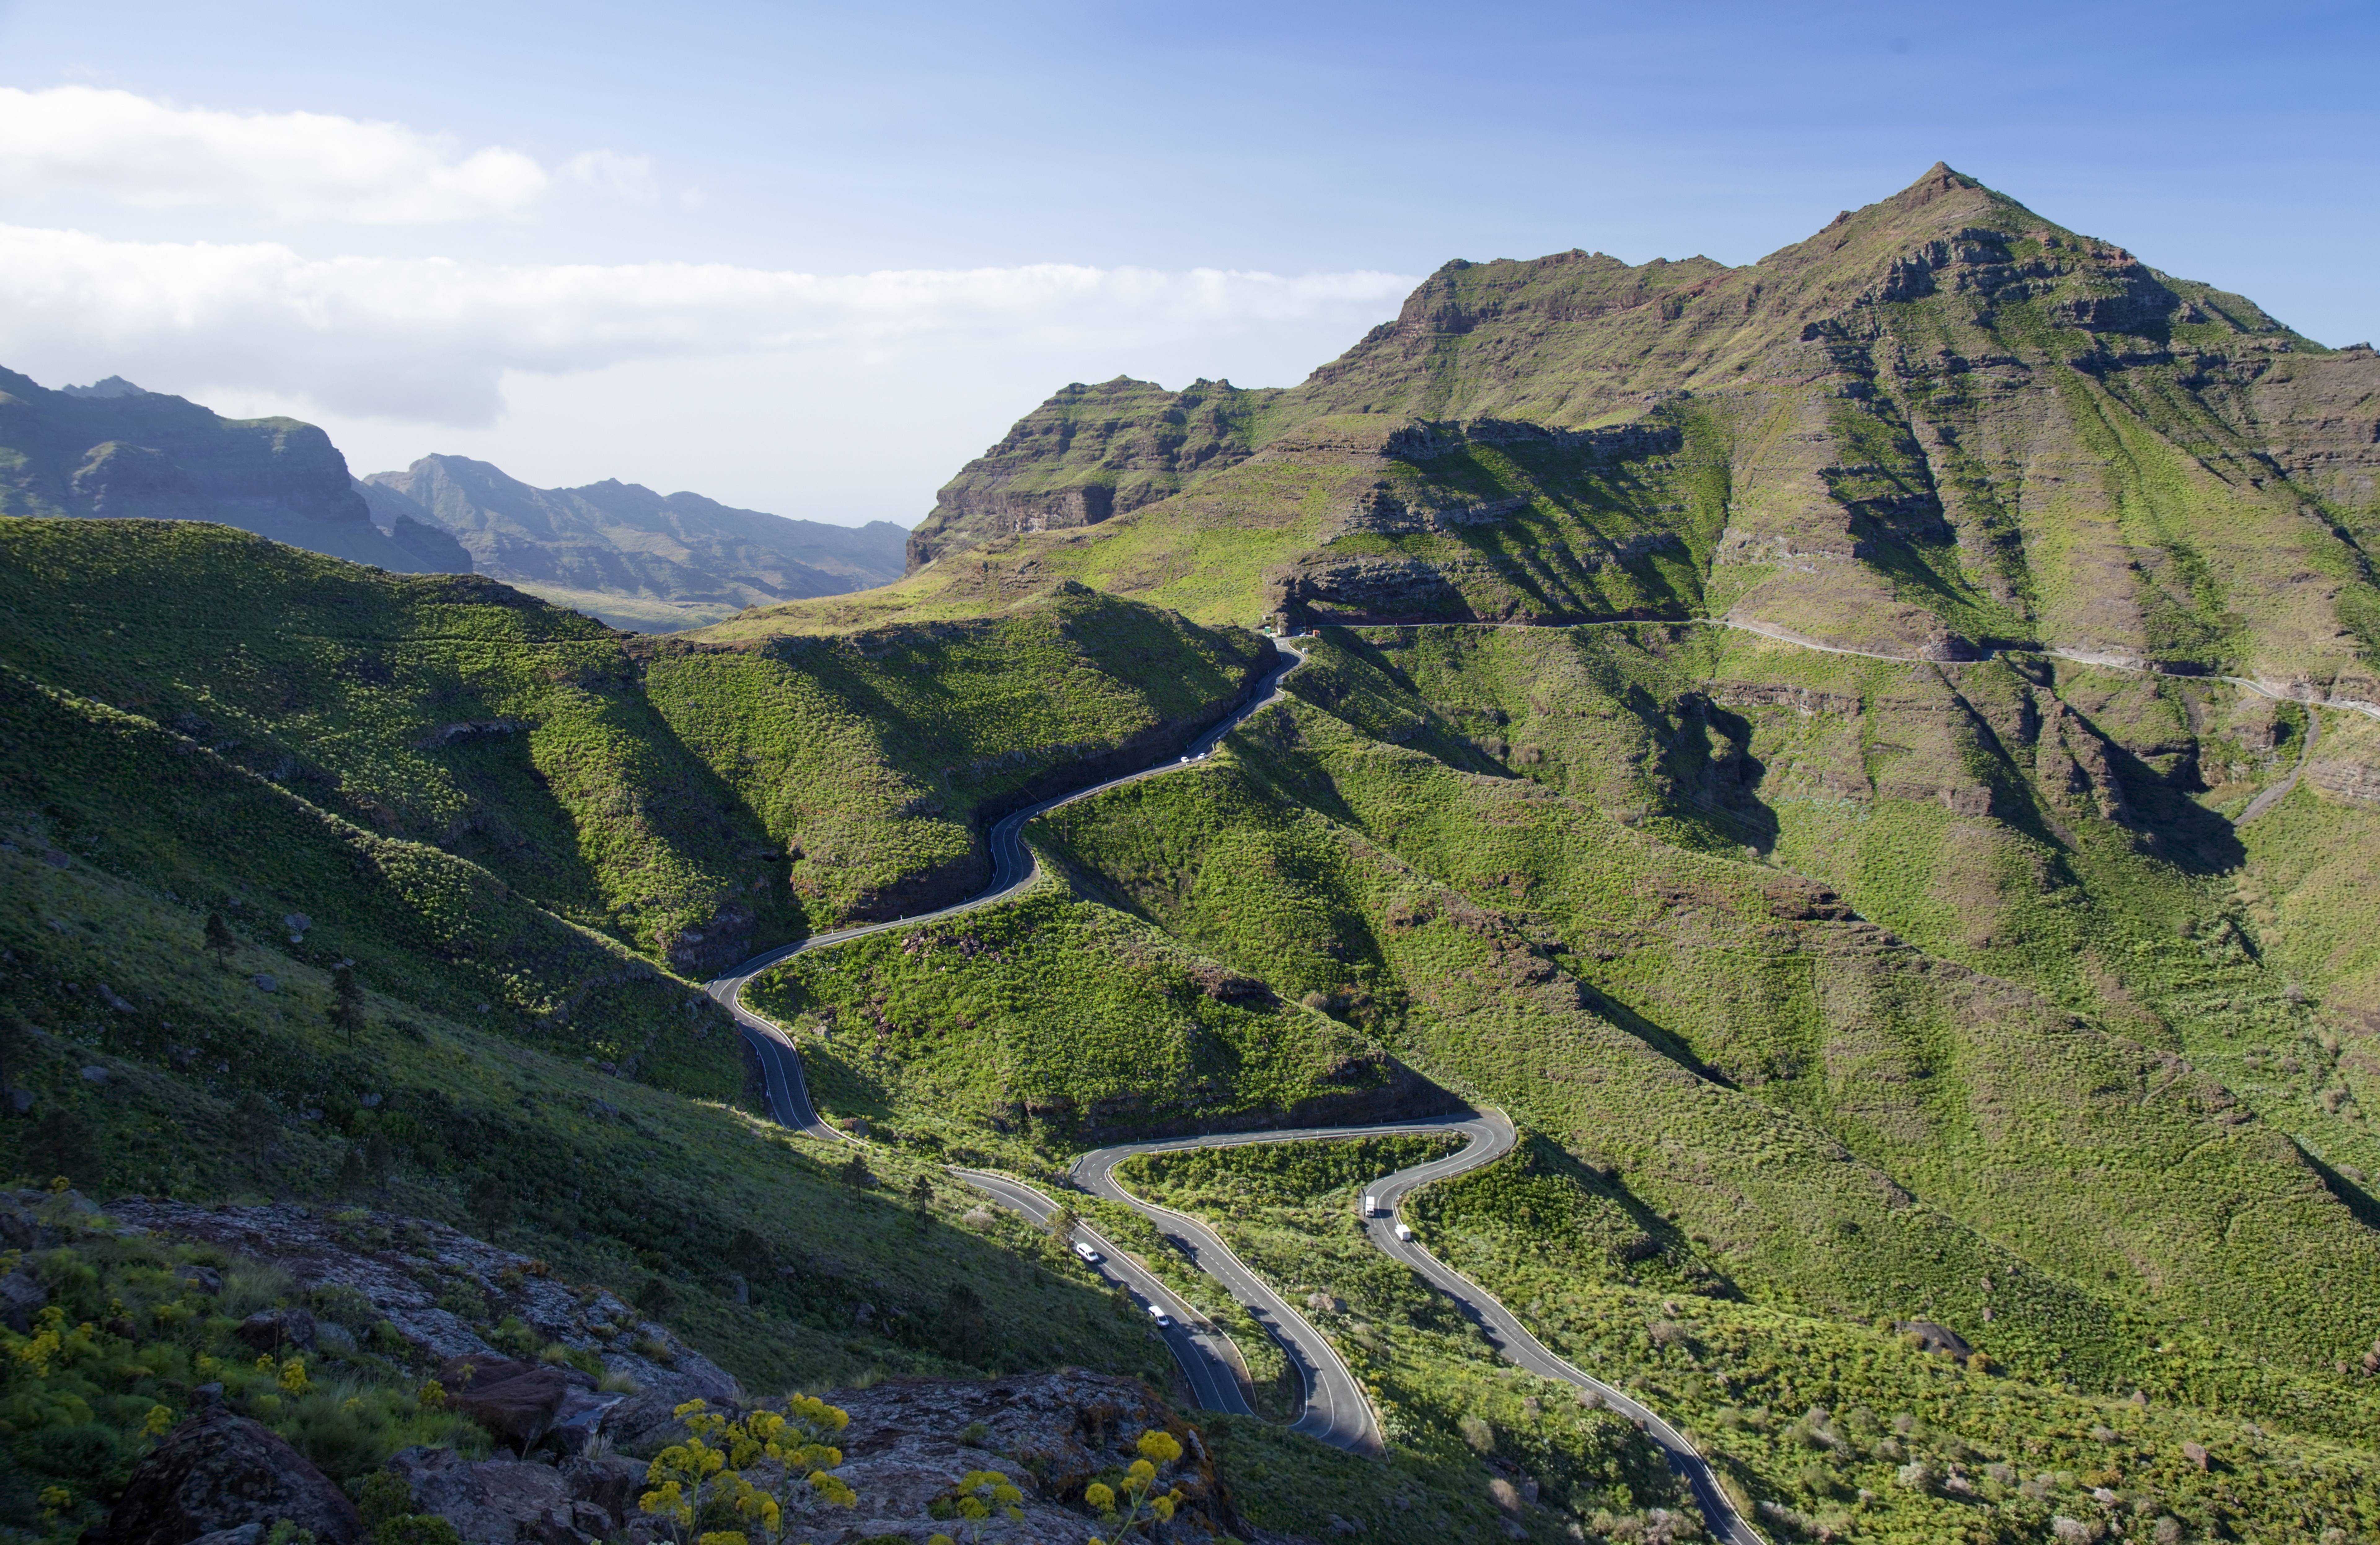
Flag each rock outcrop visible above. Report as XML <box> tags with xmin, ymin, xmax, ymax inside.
<box><xmin>104</xmin><ymin>1199</ymin><xmax>737</xmax><ymax>1449</ymax></box>
<box><xmin>359</xmin><ymin>1370</ymin><xmax>1234</xmax><ymax>1545</ymax></box>
<box><xmin>906</xmin><ymin>377</ymin><xmax>1278</xmax><ymax>572</ymax></box>
<box><xmin>95</xmin><ymin>1407</ymin><xmax>362</xmax><ymax>1545</ymax></box>
<box><xmin>384</xmin><ymin>1446</ymin><xmax>643</xmax><ymax>1545</ymax></box>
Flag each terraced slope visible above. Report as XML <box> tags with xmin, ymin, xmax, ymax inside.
<box><xmin>905</xmin><ymin>375</ymin><xmax>1285</xmax><ymax>571</ymax></box>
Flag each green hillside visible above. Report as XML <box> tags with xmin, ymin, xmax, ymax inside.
<box><xmin>651</xmin><ymin>581</ymin><xmax>1271</xmax><ymax>920</ymax></box>
<box><xmin>9</xmin><ymin>161</ymin><xmax>2380</xmax><ymax>1545</ymax></box>
<box><xmin>0</xmin><ymin>664</ymin><xmax>1166</xmax><ymax>1396</ymax></box>
<box><xmin>0</xmin><ymin>520</ymin><xmax>1264</xmax><ymax>1405</ymax></box>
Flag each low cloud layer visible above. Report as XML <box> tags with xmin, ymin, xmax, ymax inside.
<box><xmin>0</xmin><ymin>223</ymin><xmax>1414</xmax><ymax>423</ymax></box>
<box><xmin>0</xmin><ymin>86</ymin><xmax>641</xmax><ymax>222</ymax></box>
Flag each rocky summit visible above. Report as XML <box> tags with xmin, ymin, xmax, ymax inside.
<box><xmin>7</xmin><ymin>164</ymin><xmax>2380</xmax><ymax>1545</ymax></box>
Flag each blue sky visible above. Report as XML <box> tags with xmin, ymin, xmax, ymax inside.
<box><xmin>0</xmin><ymin>0</ymin><xmax>2371</xmax><ymax>524</ymax></box>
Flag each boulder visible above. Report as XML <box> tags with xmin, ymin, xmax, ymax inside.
<box><xmin>563</xmin><ymin>1456</ymin><xmax>647</xmax><ymax>1533</ymax></box>
<box><xmin>1894</xmin><ymin>1320</ymin><xmax>1973</xmax><ymax>1358</ymax></box>
<box><xmin>187</xmin><ymin>1528</ymin><xmax>263</xmax><ymax>1545</ymax></box>
<box><xmin>436</xmin><ymin>1357</ymin><xmax>571</xmax><ymax>1453</ymax></box>
<box><xmin>233</xmin><ymin>1308</ymin><xmax>316</xmax><ymax>1354</ymax></box>
<box><xmin>95</xmin><ymin>1407</ymin><xmax>361</xmax><ymax>1545</ymax></box>
<box><xmin>384</xmin><ymin>1449</ymin><xmax>612</xmax><ymax>1545</ymax></box>
<box><xmin>547</xmin><ymin>1388</ymin><xmax>625</xmax><ymax>1456</ymax></box>
<box><xmin>0</xmin><ymin>1268</ymin><xmax>48</xmax><ymax>1333</ymax></box>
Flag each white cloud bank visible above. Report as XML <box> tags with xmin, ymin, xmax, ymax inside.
<box><xmin>0</xmin><ymin>86</ymin><xmax>643</xmax><ymax>222</ymax></box>
<box><xmin>0</xmin><ymin>223</ymin><xmax>1416</xmax><ymax>423</ymax></box>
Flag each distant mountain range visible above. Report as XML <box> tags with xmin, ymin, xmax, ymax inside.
<box><xmin>0</xmin><ymin>367</ymin><xmax>454</xmax><ymax>573</ymax></box>
<box><xmin>358</xmin><ymin>457</ymin><xmax>906</xmax><ymax>630</ymax></box>
<box><xmin>0</xmin><ymin>368</ymin><xmax>905</xmax><ymax>631</ymax></box>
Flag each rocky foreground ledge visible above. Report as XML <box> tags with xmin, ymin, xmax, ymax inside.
<box><xmin>7</xmin><ymin>1192</ymin><xmax>1253</xmax><ymax>1545</ymax></box>
<box><xmin>95</xmin><ymin>1368</ymin><xmax>1236</xmax><ymax>1545</ymax></box>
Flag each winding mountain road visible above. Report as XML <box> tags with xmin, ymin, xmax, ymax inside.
<box><xmin>705</xmin><ymin>635</ymin><xmax>1763</xmax><ymax>1543</ymax></box>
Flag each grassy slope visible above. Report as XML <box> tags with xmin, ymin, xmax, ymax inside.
<box><xmin>1120</xmin><ymin>1137</ymin><xmax>1690</xmax><ymax>1544</ymax></box>
<box><xmin>652</xmin><ymin>583</ymin><xmax>1271</xmax><ymax>923</ymax></box>
<box><xmin>0</xmin><ymin>520</ymin><xmax>794</xmax><ymax>967</ymax></box>
<box><xmin>1019</xmin><ymin>677</ymin><xmax>2380</xmax><ymax>1519</ymax></box>
<box><xmin>1342</xmin><ymin>622</ymin><xmax>2380</xmax><ymax>1188</ymax></box>
<box><xmin>1414</xmin><ymin>1141</ymin><xmax>2380</xmax><ymax>1543</ymax></box>
<box><xmin>744</xmin><ymin>888</ymin><xmax>1399</xmax><ymax>1153</ymax></box>
<box><xmin>0</xmin><ymin>674</ymin><xmax>1167</xmax><ymax>1395</ymax></box>
<box><xmin>707</xmin><ymin>450</ymin><xmax>1361</xmax><ymax>636</ymax></box>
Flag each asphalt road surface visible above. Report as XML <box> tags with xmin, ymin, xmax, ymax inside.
<box><xmin>1075</xmin><ymin>1113</ymin><xmax>1505</xmax><ymax>1455</ymax></box>
<box><xmin>703</xmin><ymin>634</ymin><xmax>1763</xmax><ymax>1542</ymax></box>
<box><xmin>950</xmin><ymin>1166</ymin><xmax>1253</xmax><ymax>1418</ymax></box>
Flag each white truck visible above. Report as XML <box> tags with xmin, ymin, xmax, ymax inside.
<box><xmin>1362</xmin><ymin>1193</ymin><xmax>1381</xmax><ymax>1216</ymax></box>
<box><xmin>1394</xmin><ymin>1222</ymin><xmax>1414</xmax><ymax>1242</ymax></box>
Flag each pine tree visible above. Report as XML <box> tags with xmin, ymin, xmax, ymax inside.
<box><xmin>203</xmin><ymin>911</ymin><xmax>236</xmax><ymax>968</ymax></box>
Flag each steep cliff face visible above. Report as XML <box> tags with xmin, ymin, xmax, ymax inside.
<box><xmin>905</xmin><ymin>375</ymin><xmax>1282</xmax><ymax>572</ymax></box>
<box><xmin>0</xmin><ymin>370</ymin><xmax>437</xmax><ymax>570</ymax></box>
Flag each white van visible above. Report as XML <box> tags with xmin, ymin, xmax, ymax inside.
<box><xmin>1147</xmin><ymin>1305</ymin><xmax>1175</xmax><ymax>1328</ymax></box>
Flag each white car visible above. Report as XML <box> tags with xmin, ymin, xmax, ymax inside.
<box><xmin>1147</xmin><ymin>1305</ymin><xmax>1175</xmax><ymax>1328</ymax></box>
<box><xmin>1073</xmin><ymin>1241</ymin><xmax>1104</xmax><ymax>1265</ymax></box>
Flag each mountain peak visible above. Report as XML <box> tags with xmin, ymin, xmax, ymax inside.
<box><xmin>1900</xmin><ymin>160</ymin><xmax>1976</xmax><ymax>201</ymax></box>
<box><xmin>61</xmin><ymin>375</ymin><xmax>150</xmax><ymax>400</ymax></box>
